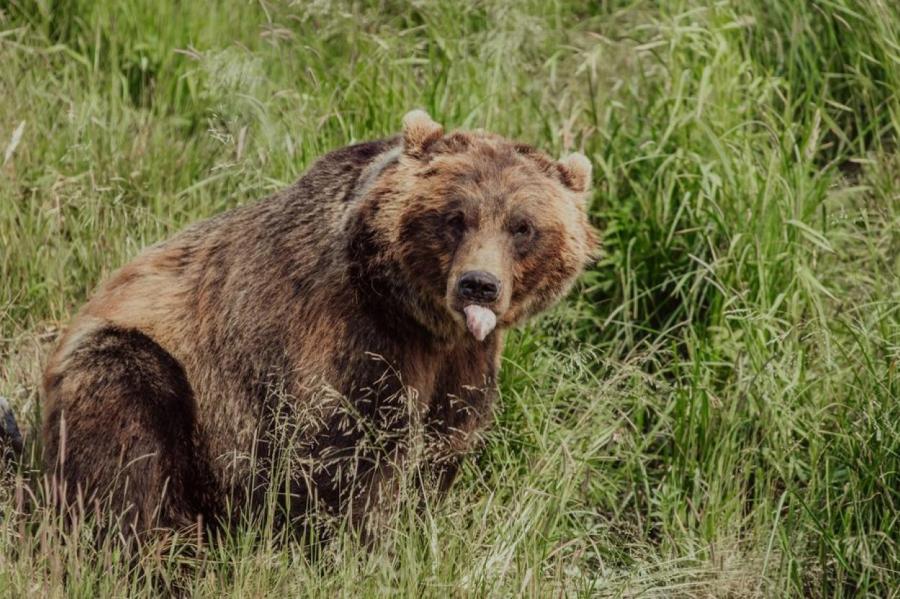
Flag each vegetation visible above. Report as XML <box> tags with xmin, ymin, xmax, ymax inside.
<box><xmin>1</xmin><ymin>0</ymin><xmax>898</xmax><ymax>595</ymax></box>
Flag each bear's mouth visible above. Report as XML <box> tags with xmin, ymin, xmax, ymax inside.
<box><xmin>462</xmin><ymin>304</ymin><xmax>497</xmax><ymax>341</ymax></box>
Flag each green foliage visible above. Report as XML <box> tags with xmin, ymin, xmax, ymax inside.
<box><xmin>1</xmin><ymin>0</ymin><xmax>898</xmax><ymax>596</ymax></box>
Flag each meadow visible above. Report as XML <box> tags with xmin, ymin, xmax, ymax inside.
<box><xmin>1</xmin><ymin>0</ymin><xmax>898</xmax><ymax>596</ymax></box>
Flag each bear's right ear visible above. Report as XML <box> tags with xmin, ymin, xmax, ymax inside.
<box><xmin>402</xmin><ymin>109</ymin><xmax>443</xmax><ymax>159</ymax></box>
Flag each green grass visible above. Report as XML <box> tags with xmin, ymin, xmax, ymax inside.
<box><xmin>1</xmin><ymin>0</ymin><xmax>898</xmax><ymax>596</ymax></box>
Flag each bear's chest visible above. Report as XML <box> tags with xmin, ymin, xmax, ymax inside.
<box><xmin>323</xmin><ymin>340</ymin><xmax>444</xmax><ymax>423</ymax></box>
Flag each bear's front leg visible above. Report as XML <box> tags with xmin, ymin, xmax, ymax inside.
<box><xmin>421</xmin><ymin>340</ymin><xmax>500</xmax><ymax>499</ymax></box>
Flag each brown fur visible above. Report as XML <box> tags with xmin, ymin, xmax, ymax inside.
<box><xmin>41</xmin><ymin>111</ymin><xmax>597</xmax><ymax>540</ymax></box>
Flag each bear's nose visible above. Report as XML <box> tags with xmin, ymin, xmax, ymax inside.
<box><xmin>457</xmin><ymin>271</ymin><xmax>501</xmax><ymax>303</ymax></box>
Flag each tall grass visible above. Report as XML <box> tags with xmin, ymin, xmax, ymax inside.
<box><xmin>1</xmin><ymin>0</ymin><xmax>898</xmax><ymax>596</ymax></box>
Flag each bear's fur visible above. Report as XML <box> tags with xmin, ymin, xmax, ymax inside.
<box><xmin>41</xmin><ymin>111</ymin><xmax>597</xmax><ymax>538</ymax></box>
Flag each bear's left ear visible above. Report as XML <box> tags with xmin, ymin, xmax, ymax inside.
<box><xmin>402</xmin><ymin>109</ymin><xmax>444</xmax><ymax>159</ymax></box>
<box><xmin>558</xmin><ymin>153</ymin><xmax>592</xmax><ymax>197</ymax></box>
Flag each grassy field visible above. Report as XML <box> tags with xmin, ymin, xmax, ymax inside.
<box><xmin>1</xmin><ymin>0</ymin><xmax>899</xmax><ymax>596</ymax></box>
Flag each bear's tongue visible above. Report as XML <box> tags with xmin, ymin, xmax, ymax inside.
<box><xmin>463</xmin><ymin>305</ymin><xmax>497</xmax><ymax>341</ymax></box>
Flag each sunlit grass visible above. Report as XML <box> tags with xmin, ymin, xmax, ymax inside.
<box><xmin>1</xmin><ymin>0</ymin><xmax>898</xmax><ymax>596</ymax></box>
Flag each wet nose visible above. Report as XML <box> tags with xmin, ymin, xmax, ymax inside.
<box><xmin>457</xmin><ymin>271</ymin><xmax>501</xmax><ymax>303</ymax></box>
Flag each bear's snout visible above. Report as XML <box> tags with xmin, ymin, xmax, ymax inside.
<box><xmin>457</xmin><ymin>270</ymin><xmax>501</xmax><ymax>303</ymax></box>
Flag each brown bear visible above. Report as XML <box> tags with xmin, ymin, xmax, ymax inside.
<box><xmin>40</xmin><ymin>110</ymin><xmax>597</xmax><ymax>539</ymax></box>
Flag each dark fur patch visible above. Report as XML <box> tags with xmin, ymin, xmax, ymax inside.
<box><xmin>397</xmin><ymin>202</ymin><xmax>460</xmax><ymax>289</ymax></box>
<box><xmin>512</xmin><ymin>227</ymin><xmax>575</xmax><ymax>304</ymax></box>
<box><xmin>43</xmin><ymin>327</ymin><xmax>219</xmax><ymax>534</ymax></box>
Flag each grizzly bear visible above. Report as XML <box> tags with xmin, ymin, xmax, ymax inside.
<box><xmin>40</xmin><ymin>110</ymin><xmax>596</xmax><ymax>539</ymax></box>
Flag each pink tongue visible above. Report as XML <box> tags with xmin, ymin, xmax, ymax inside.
<box><xmin>463</xmin><ymin>305</ymin><xmax>497</xmax><ymax>341</ymax></box>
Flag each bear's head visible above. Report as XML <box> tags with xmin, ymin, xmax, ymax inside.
<box><xmin>349</xmin><ymin>110</ymin><xmax>597</xmax><ymax>342</ymax></box>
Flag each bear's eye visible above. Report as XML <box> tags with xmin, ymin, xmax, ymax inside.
<box><xmin>445</xmin><ymin>211</ymin><xmax>466</xmax><ymax>237</ymax></box>
<box><xmin>512</xmin><ymin>220</ymin><xmax>533</xmax><ymax>240</ymax></box>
